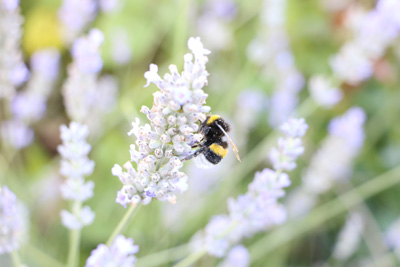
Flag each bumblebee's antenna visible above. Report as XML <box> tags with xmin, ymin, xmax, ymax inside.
<box><xmin>216</xmin><ymin>123</ymin><xmax>241</xmax><ymax>162</ymax></box>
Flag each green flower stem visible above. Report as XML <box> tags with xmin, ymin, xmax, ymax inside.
<box><xmin>136</xmin><ymin>244</ymin><xmax>189</xmax><ymax>267</ymax></box>
<box><xmin>67</xmin><ymin>201</ymin><xmax>82</xmax><ymax>267</ymax></box>
<box><xmin>106</xmin><ymin>204</ymin><xmax>139</xmax><ymax>247</ymax></box>
<box><xmin>11</xmin><ymin>250</ymin><xmax>22</xmax><ymax>267</ymax></box>
<box><xmin>249</xmin><ymin>164</ymin><xmax>400</xmax><ymax>263</ymax></box>
<box><xmin>25</xmin><ymin>244</ymin><xmax>64</xmax><ymax>267</ymax></box>
<box><xmin>173</xmin><ymin>247</ymin><xmax>207</xmax><ymax>267</ymax></box>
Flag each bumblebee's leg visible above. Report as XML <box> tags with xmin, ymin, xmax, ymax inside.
<box><xmin>191</xmin><ymin>138</ymin><xmax>205</xmax><ymax>148</ymax></box>
<box><xmin>191</xmin><ymin>144</ymin><xmax>200</xmax><ymax>148</ymax></box>
<box><xmin>182</xmin><ymin>146</ymin><xmax>207</xmax><ymax>162</ymax></box>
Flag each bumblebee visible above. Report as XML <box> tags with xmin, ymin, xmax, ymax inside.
<box><xmin>183</xmin><ymin>115</ymin><xmax>241</xmax><ymax>167</ymax></box>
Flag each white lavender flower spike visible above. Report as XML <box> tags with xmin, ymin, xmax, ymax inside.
<box><xmin>113</xmin><ymin>37</ymin><xmax>211</xmax><ymax>206</ymax></box>
<box><xmin>0</xmin><ymin>0</ymin><xmax>29</xmax><ymax>99</ymax></box>
<box><xmin>60</xmin><ymin>206</ymin><xmax>95</xmax><ymax>230</ymax></box>
<box><xmin>270</xmin><ymin>118</ymin><xmax>308</xmax><ymax>171</ymax></box>
<box><xmin>11</xmin><ymin>49</ymin><xmax>61</xmax><ymax>124</ymax></box>
<box><xmin>247</xmin><ymin>0</ymin><xmax>304</xmax><ymax>127</ymax></box>
<box><xmin>309</xmin><ymin>75</ymin><xmax>342</xmax><ymax>108</ymax></box>
<box><xmin>0</xmin><ymin>186</ymin><xmax>29</xmax><ymax>254</ymax></box>
<box><xmin>71</xmin><ymin>28</ymin><xmax>104</xmax><ymax>74</ymax></box>
<box><xmin>62</xmin><ymin>29</ymin><xmax>118</xmax><ymax>136</ymax></box>
<box><xmin>219</xmin><ymin>245</ymin><xmax>250</xmax><ymax>267</ymax></box>
<box><xmin>0</xmin><ymin>119</ymin><xmax>34</xmax><ymax>149</ymax></box>
<box><xmin>86</xmin><ymin>235</ymin><xmax>139</xmax><ymax>267</ymax></box>
<box><xmin>329</xmin><ymin>0</ymin><xmax>400</xmax><ymax>85</ymax></box>
<box><xmin>191</xmin><ymin>118</ymin><xmax>308</xmax><ymax>258</ymax></box>
<box><xmin>287</xmin><ymin>107</ymin><xmax>366</xmax><ymax>218</ymax></box>
<box><xmin>58</xmin><ymin>122</ymin><xmax>96</xmax><ymax>229</ymax></box>
<box><xmin>58</xmin><ymin>0</ymin><xmax>97</xmax><ymax>43</ymax></box>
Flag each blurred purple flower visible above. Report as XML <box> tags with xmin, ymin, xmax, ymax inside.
<box><xmin>328</xmin><ymin>107</ymin><xmax>366</xmax><ymax>149</ymax></box>
<box><xmin>60</xmin><ymin>206</ymin><xmax>95</xmax><ymax>230</ymax></box>
<box><xmin>288</xmin><ymin>108</ymin><xmax>366</xmax><ymax>218</ymax></box>
<box><xmin>11</xmin><ymin>92</ymin><xmax>46</xmax><ymax>123</ymax></box>
<box><xmin>377</xmin><ymin>0</ymin><xmax>400</xmax><ymax>29</ymax></box>
<box><xmin>99</xmin><ymin>0</ymin><xmax>120</xmax><ymax>13</ymax></box>
<box><xmin>219</xmin><ymin>245</ymin><xmax>249</xmax><ymax>267</ymax></box>
<box><xmin>86</xmin><ymin>235</ymin><xmax>139</xmax><ymax>267</ymax></box>
<box><xmin>71</xmin><ymin>29</ymin><xmax>104</xmax><ymax>73</ymax></box>
<box><xmin>0</xmin><ymin>186</ymin><xmax>29</xmax><ymax>254</ymax></box>
<box><xmin>309</xmin><ymin>75</ymin><xmax>342</xmax><ymax>108</ymax></box>
<box><xmin>10</xmin><ymin>49</ymin><xmax>60</xmax><ymax>125</ymax></box>
<box><xmin>329</xmin><ymin>1</ymin><xmax>400</xmax><ymax>85</ymax></box>
<box><xmin>2</xmin><ymin>0</ymin><xmax>19</xmax><ymax>10</ymax></box>
<box><xmin>58</xmin><ymin>0</ymin><xmax>97</xmax><ymax>43</ymax></box>
<box><xmin>268</xmin><ymin>91</ymin><xmax>298</xmax><ymax>127</ymax></box>
<box><xmin>0</xmin><ymin>0</ymin><xmax>26</xmax><ymax>99</ymax></box>
<box><xmin>31</xmin><ymin>49</ymin><xmax>61</xmax><ymax>80</ymax></box>
<box><xmin>0</xmin><ymin>119</ymin><xmax>34</xmax><ymax>149</ymax></box>
<box><xmin>330</xmin><ymin>42</ymin><xmax>373</xmax><ymax>85</ymax></box>
<box><xmin>10</xmin><ymin>62</ymin><xmax>30</xmax><ymax>86</ymax></box>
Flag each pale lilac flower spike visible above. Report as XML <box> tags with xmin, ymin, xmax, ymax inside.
<box><xmin>58</xmin><ymin>0</ymin><xmax>97</xmax><ymax>43</ymax></box>
<box><xmin>279</xmin><ymin>118</ymin><xmax>308</xmax><ymax>137</ymax></box>
<box><xmin>192</xmin><ymin>118</ymin><xmax>308</xmax><ymax>258</ymax></box>
<box><xmin>270</xmin><ymin>118</ymin><xmax>308</xmax><ymax>171</ymax></box>
<box><xmin>0</xmin><ymin>0</ymin><xmax>29</xmax><ymax>99</ymax></box>
<box><xmin>219</xmin><ymin>245</ymin><xmax>250</xmax><ymax>267</ymax></box>
<box><xmin>86</xmin><ymin>235</ymin><xmax>139</xmax><ymax>267</ymax></box>
<box><xmin>58</xmin><ymin>122</ymin><xmax>95</xmax><ymax>229</ymax></box>
<box><xmin>287</xmin><ymin>108</ymin><xmax>366</xmax><ymax>218</ymax></box>
<box><xmin>112</xmin><ymin>37</ymin><xmax>211</xmax><ymax>206</ymax></box>
<box><xmin>0</xmin><ymin>186</ymin><xmax>29</xmax><ymax>254</ymax></box>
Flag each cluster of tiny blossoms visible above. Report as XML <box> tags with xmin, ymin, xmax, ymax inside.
<box><xmin>58</xmin><ymin>122</ymin><xmax>95</xmax><ymax>229</ymax></box>
<box><xmin>11</xmin><ymin>49</ymin><xmax>60</xmax><ymax>124</ymax></box>
<box><xmin>0</xmin><ymin>186</ymin><xmax>29</xmax><ymax>254</ymax></box>
<box><xmin>330</xmin><ymin>0</ymin><xmax>400</xmax><ymax>85</ymax></box>
<box><xmin>247</xmin><ymin>0</ymin><xmax>304</xmax><ymax>126</ymax></box>
<box><xmin>112</xmin><ymin>37</ymin><xmax>211</xmax><ymax>206</ymax></box>
<box><xmin>191</xmin><ymin>118</ymin><xmax>308</xmax><ymax>257</ymax></box>
<box><xmin>62</xmin><ymin>28</ymin><xmax>118</xmax><ymax>136</ymax></box>
<box><xmin>287</xmin><ymin>107</ymin><xmax>366</xmax><ymax>218</ymax></box>
<box><xmin>58</xmin><ymin>0</ymin><xmax>97</xmax><ymax>43</ymax></box>
<box><xmin>218</xmin><ymin>245</ymin><xmax>249</xmax><ymax>267</ymax></box>
<box><xmin>0</xmin><ymin>0</ymin><xmax>29</xmax><ymax>99</ymax></box>
<box><xmin>1</xmin><ymin>49</ymin><xmax>61</xmax><ymax>150</ymax></box>
<box><xmin>86</xmin><ymin>235</ymin><xmax>139</xmax><ymax>267</ymax></box>
<box><xmin>310</xmin><ymin>0</ymin><xmax>400</xmax><ymax>108</ymax></box>
<box><xmin>196</xmin><ymin>0</ymin><xmax>237</xmax><ymax>51</ymax></box>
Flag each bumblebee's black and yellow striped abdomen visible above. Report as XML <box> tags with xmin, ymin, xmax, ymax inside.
<box><xmin>204</xmin><ymin>143</ymin><xmax>228</xmax><ymax>164</ymax></box>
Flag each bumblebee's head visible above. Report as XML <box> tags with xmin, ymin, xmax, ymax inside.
<box><xmin>204</xmin><ymin>115</ymin><xmax>230</xmax><ymax>132</ymax></box>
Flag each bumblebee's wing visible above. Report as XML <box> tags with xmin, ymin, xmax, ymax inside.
<box><xmin>216</xmin><ymin>123</ymin><xmax>241</xmax><ymax>162</ymax></box>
